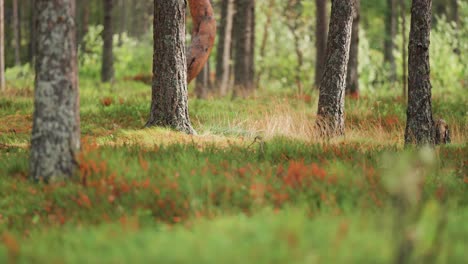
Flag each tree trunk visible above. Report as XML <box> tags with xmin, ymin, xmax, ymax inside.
<box><xmin>314</xmin><ymin>0</ymin><xmax>328</xmax><ymax>88</ymax></box>
<box><xmin>28</xmin><ymin>0</ymin><xmax>36</xmax><ymax>65</ymax></box>
<box><xmin>400</xmin><ymin>0</ymin><xmax>408</xmax><ymax>100</ymax></box>
<box><xmin>101</xmin><ymin>0</ymin><xmax>114</xmax><ymax>82</ymax></box>
<box><xmin>78</xmin><ymin>0</ymin><xmax>90</xmax><ymax>50</ymax></box>
<box><xmin>346</xmin><ymin>0</ymin><xmax>359</xmax><ymax>97</ymax></box>
<box><xmin>384</xmin><ymin>0</ymin><xmax>397</xmax><ymax>81</ymax></box>
<box><xmin>12</xmin><ymin>0</ymin><xmax>21</xmax><ymax>66</ymax></box>
<box><xmin>285</xmin><ymin>0</ymin><xmax>304</xmax><ymax>95</ymax></box>
<box><xmin>255</xmin><ymin>0</ymin><xmax>275</xmax><ymax>89</ymax></box>
<box><xmin>146</xmin><ymin>0</ymin><xmax>195</xmax><ymax>135</ymax></box>
<box><xmin>316</xmin><ymin>0</ymin><xmax>354</xmax><ymax>138</ymax></box>
<box><xmin>404</xmin><ymin>0</ymin><xmax>435</xmax><ymax>146</ymax></box>
<box><xmin>215</xmin><ymin>0</ymin><xmax>234</xmax><ymax>96</ymax></box>
<box><xmin>30</xmin><ymin>0</ymin><xmax>80</xmax><ymax>181</ymax></box>
<box><xmin>195</xmin><ymin>61</ymin><xmax>211</xmax><ymax>99</ymax></box>
<box><xmin>0</xmin><ymin>0</ymin><xmax>5</xmax><ymax>91</ymax></box>
<box><xmin>232</xmin><ymin>0</ymin><xmax>255</xmax><ymax>98</ymax></box>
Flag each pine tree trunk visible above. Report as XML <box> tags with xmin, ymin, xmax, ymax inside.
<box><xmin>314</xmin><ymin>0</ymin><xmax>328</xmax><ymax>88</ymax></box>
<box><xmin>384</xmin><ymin>0</ymin><xmax>397</xmax><ymax>81</ymax></box>
<box><xmin>316</xmin><ymin>0</ymin><xmax>354</xmax><ymax>137</ymax></box>
<box><xmin>101</xmin><ymin>0</ymin><xmax>114</xmax><ymax>82</ymax></box>
<box><xmin>0</xmin><ymin>0</ymin><xmax>5</xmax><ymax>91</ymax></box>
<box><xmin>30</xmin><ymin>0</ymin><xmax>79</xmax><ymax>181</ymax></box>
<box><xmin>195</xmin><ymin>62</ymin><xmax>211</xmax><ymax>99</ymax></box>
<box><xmin>404</xmin><ymin>0</ymin><xmax>435</xmax><ymax>146</ymax></box>
<box><xmin>146</xmin><ymin>0</ymin><xmax>195</xmax><ymax>135</ymax></box>
<box><xmin>216</xmin><ymin>0</ymin><xmax>234</xmax><ymax>96</ymax></box>
<box><xmin>232</xmin><ymin>0</ymin><xmax>255</xmax><ymax>98</ymax></box>
<box><xmin>28</xmin><ymin>0</ymin><xmax>36</xmax><ymax>65</ymax></box>
<box><xmin>12</xmin><ymin>0</ymin><xmax>21</xmax><ymax>66</ymax></box>
<box><xmin>346</xmin><ymin>0</ymin><xmax>359</xmax><ymax>97</ymax></box>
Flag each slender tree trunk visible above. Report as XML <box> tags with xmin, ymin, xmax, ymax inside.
<box><xmin>316</xmin><ymin>0</ymin><xmax>354</xmax><ymax>138</ymax></box>
<box><xmin>255</xmin><ymin>0</ymin><xmax>275</xmax><ymax>89</ymax></box>
<box><xmin>28</xmin><ymin>0</ymin><xmax>36</xmax><ymax>65</ymax></box>
<box><xmin>0</xmin><ymin>0</ymin><xmax>5</xmax><ymax>91</ymax></box>
<box><xmin>146</xmin><ymin>0</ymin><xmax>195</xmax><ymax>135</ymax></box>
<box><xmin>12</xmin><ymin>0</ymin><xmax>21</xmax><ymax>66</ymax></box>
<box><xmin>216</xmin><ymin>0</ymin><xmax>234</xmax><ymax>96</ymax></box>
<box><xmin>346</xmin><ymin>0</ymin><xmax>359</xmax><ymax>97</ymax></box>
<box><xmin>384</xmin><ymin>0</ymin><xmax>397</xmax><ymax>81</ymax></box>
<box><xmin>404</xmin><ymin>0</ymin><xmax>435</xmax><ymax>146</ymax></box>
<box><xmin>315</xmin><ymin>0</ymin><xmax>328</xmax><ymax>88</ymax></box>
<box><xmin>232</xmin><ymin>0</ymin><xmax>256</xmax><ymax>98</ymax></box>
<box><xmin>31</xmin><ymin>0</ymin><xmax>79</xmax><ymax>181</ymax></box>
<box><xmin>285</xmin><ymin>0</ymin><xmax>304</xmax><ymax>95</ymax></box>
<box><xmin>195</xmin><ymin>62</ymin><xmax>211</xmax><ymax>99</ymax></box>
<box><xmin>101</xmin><ymin>0</ymin><xmax>114</xmax><ymax>82</ymax></box>
<box><xmin>400</xmin><ymin>0</ymin><xmax>408</xmax><ymax>100</ymax></box>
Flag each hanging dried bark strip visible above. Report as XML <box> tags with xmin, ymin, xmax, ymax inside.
<box><xmin>187</xmin><ymin>0</ymin><xmax>217</xmax><ymax>84</ymax></box>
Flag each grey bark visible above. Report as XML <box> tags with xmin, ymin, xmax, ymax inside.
<box><xmin>384</xmin><ymin>0</ymin><xmax>397</xmax><ymax>81</ymax></box>
<box><xmin>316</xmin><ymin>0</ymin><xmax>354</xmax><ymax>137</ymax></box>
<box><xmin>314</xmin><ymin>0</ymin><xmax>328</xmax><ymax>88</ymax></box>
<box><xmin>30</xmin><ymin>0</ymin><xmax>80</xmax><ymax>181</ymax></box>
<box><xmin>215</xmin><ymin>0</ymin><xmax>234</xmax><ymax>96</ymax></box>
<box><xmin>0</xmin><ymin>0</ymin><xmax>5</xmax><ymax>91</ymax></box>
<box><xmin>404</xmin><ymin>0</ymin><xmax>435</xmax><ymax>146</ymax></box>
<box><xmin>12</xmin><ymin>0</ymin><xmax>21</xmax><ymax>66</ymax></box>
<box><xmin>346</xmin><ymin>0</ymin><xmax>359</xmax><ymax>96</ymax></box>
<box><xmin>146</xmin><ymin>0</ymin><xmax>195</xmax><ymax>135</ymax></box>
<box><xmin>101</xmin><ymin>0</ymin><xmax>114</xmax><ymax>82</ymax></box>
<box><xmin>232</xmin><ymin>0</ymin><xmax>255</xmax><ymax>98</ymax></box>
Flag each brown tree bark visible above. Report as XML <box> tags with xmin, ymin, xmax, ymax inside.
<box><xmin>384</xmin><ymin>0</ymin><xmax>397</xmax><ymax>81</ymax></box>
<box><xmin>314</xmin><ymin>0</ymin><xmax>328</xmax><ymax>88</ymax></box>
<box><xmin>12</xmin><ymin>0</ymin><xmax>21</xmax><ymax>66</ymax></box>
<box><xmin>101</xmin><ymin>0</ymin><xmax>114</xmax><ymax>82</ymax></box>
<box><xmin>31</xmin><ymin>0</ymin><xmax>80</xmax><ymax>181</ymax></box>
<box><xmin>0</xmin><ymin>0</ymin><xmax>5</xmax><ymax>91</ymax></box>
<box><xmin>346</xmin><ymin>0</ymin><xmax>359</xmax><ymax>97</ymax></box>
<box><xmin>232</xmin><ymin>0</ymin><xmax>256</xmax><ymax>98</ymax></box>
<box><xmin>146</xmin><ymin>0</ymin><xmax>195</xmax><ymax>135</ymax></box>
<box><xmin>215</xmin><ymin>0</ymin><xmax>234</xmax><ymax>96</ymax></box>
<box><xmin>316</xmin><ymin>0</ymin><xmax>354</xmax><ymax>138</ymax></box>
<box><xmin>186</xmin><ymin>0</ymin><xmax>217</xmax><ymax>84</ymax></box>
<box><xmin>404</xmin><ymin>0</ymin><xmax>435</xmax><ymax>146</ymax></box>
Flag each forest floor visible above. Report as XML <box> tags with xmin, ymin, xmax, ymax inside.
<box><xmin>0</xmin><ymin>76</ymin><xmax>467</xmax><ymax>263</ymax></box>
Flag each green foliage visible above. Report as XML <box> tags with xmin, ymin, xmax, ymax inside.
<box><xmin>79</xmin><ymin>25</ymin><xmax>153</xmax><ymax>79</ymax></box>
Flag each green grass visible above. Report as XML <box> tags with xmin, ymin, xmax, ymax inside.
<box><xmin>0</xmin><ymin>75</ymin><xmax>467</xmax><ymax>263</ymax></box>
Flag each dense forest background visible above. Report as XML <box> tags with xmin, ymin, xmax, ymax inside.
<box><xmin>2</xmin><ymin>0</ymin><xmax>466</xmax><ymax>94</ymax></box>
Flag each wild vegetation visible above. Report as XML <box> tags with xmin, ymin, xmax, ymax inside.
<box><xmin>0</xmin><ymin>0</ymin><xmax>467</xmax><ymax>263</ymax></box>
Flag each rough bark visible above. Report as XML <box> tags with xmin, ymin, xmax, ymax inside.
<box><xmin>12</xmin><ymin>0</ymin><xmax>21</xmax><ymax>66</ymax></box>
<box><xmin>146</xmin><ymin>0</ymin><xmax>195</xmax><ymax>135</ymax></box>
<box><xmin>0</xmin><ymin>0</ymin><xmax>5</xmax><ymax>91</ymax></box>
<box><xmin>101</xmin><ymin>0</ymin><xmax>114</xmax><ymax>82</ymax></box>
<box><xmin>232</xmin><ymin>0</ymin><xmax>256</xmax><ymax>98</ymax></box>
<box><xmin>384</xmin><ymin>0</ymin><xmax>397</xmax><ymax>81</ymax></box>
<box><xmin>316</xmin><ymin>0</ymin><xmax>354</xmax><ymax>137</ymax></box>
<box><xmin>314</xmin><ymin>0</ymin><xmax>328</xmax><ymax>88</ymax></box>
<box><xmin>346</xmin><ymin>0</ymin><xmax>359</xmax><ymax>97</ymax></box>
<box><xmin>30</xmin><ymin>0</ymin><xmax>79</xmax><ymax>181</ymax></box>
<box><xmin>186</xmin><ymin>0</ymin><xmax>217</xmax><ymax>84</ymax></box>
<box><xmin>404</xmin><ymin>0</ymin><xmax>435</xmax><ymax>146</ymax></box>
<box><xmin>216</xmin><ymin>0</ymin><xmax>234</xmax><ymax>96</ymax></box>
